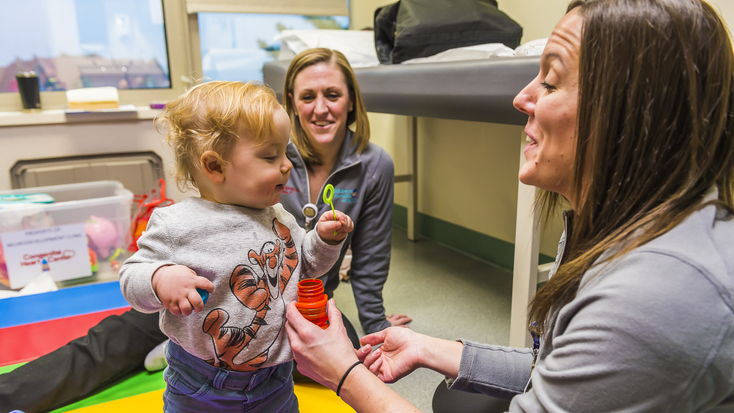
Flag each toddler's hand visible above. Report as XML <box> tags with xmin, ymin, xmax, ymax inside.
<box><xmin>151</xmin><ymin>264</ymin><xmax>213</xmax><ymax>316</ymax></box>
<box><xmin>317</xmin><ymin>210</ymin><xmax>354</xmax><ymax>245</ymax></box>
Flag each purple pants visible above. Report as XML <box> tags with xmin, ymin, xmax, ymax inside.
<box><xmin>163</xmin><ymin>341</ymin><xmax>298</xmax><ymax>413</ymax></box>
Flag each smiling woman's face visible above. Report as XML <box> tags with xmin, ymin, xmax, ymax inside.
<box><xmin>513</xmin><ymin>10</ymin><xmax>582</xmax><ymax>206</ymax></box>
<box><xmin>290</xmin><ymin>61</ymin><xmax>353</xmax><ymax>154</ymax></box>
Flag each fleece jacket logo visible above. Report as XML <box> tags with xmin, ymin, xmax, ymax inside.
<box><xmin>333</xmin><ymin>187</ymin><xmax>359</xmax><ymax>204</ymax></box>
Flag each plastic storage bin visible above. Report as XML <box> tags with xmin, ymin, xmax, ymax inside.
<box><xmin>0</xmin><ymin>181</ymin><xmax>133</xmax><ymax>288</ymax></box>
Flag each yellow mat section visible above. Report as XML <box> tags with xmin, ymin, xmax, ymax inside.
<box><xmin>68</xmin><ymin>390</ymin><xmax>163</xmax><ymax>413</ymax></box>
<box><xmin>67</xmin><ymin>383</ymin><xmax>355</xmax><ymax>413</ymax></box>
<box><xmin>294</xmin><ymin>383</ymin><xmax>356</xmax><ymax>412</ymax></box>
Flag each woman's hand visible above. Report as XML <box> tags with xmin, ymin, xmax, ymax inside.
<box><xmin>360</xmin><ymin>327</ymin><xmax>425</xmax><ymax>383</ymax></box>
<box><xmin>361</xmin><ymin>328</ymin><xmax>464</xmax><ymax>383</ymax></box>
<box><xmin>151</xmin><ymin>264</ymin><xmax>213</xmax><ymax>316</ymax></box>
<box><xmin>387</xmin><ymin>313</ymin><xmax>413</xmax><ymax>327</ymax></box>
<box><xmin>285</xmin><ymin>299</ymin><xmax>360</xmax><ymax>391</ymax></box>
<box><xmin>316</xmin><ymin>210</ymin><xmax>354</xmax><ymax>245</ymax></box>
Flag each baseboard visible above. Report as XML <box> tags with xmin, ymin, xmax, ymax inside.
<box><xmin>393</xmin><ymin>204</ymin><xmax>555</xmax><ymax>273</ymax></box>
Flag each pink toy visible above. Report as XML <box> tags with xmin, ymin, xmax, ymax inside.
<box><xmin>85</xmin><ymin>216</ymin><xmax>118</xmax><ymax>259</ymax></box>
<box><xmin>0</xmin><ymin>241</ymin><xmax>8</xmax><ymax>288</ymax></box>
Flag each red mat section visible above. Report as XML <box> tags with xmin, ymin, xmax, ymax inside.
<box><xmin>0</xmin><ymin>307</ymin><xmax>130</xmax><ymax>367</ymax></box>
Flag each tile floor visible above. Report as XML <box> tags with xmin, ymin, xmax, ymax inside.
<box><xmin>333</xmin><ymin>227</ymin><xmax>514</xmax><ymax>413</ymax></box>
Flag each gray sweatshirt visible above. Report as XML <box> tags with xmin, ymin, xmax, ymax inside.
<box><xmin>450</xmin><ymin>201</ymin><xmax>734</xmax><ymax>412</ymax></box>
<box><xmin>280</xmin><ymin>129</ymin><xmax>395</xmax><ymax>334</ymax></box>
<box><xmin>119</xmin><ymin>198</ymin><xmax>343</xmax><ymax>371</ymax></box>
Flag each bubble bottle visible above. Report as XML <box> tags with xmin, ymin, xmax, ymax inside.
<box><xmin>295</xmin><ymin>279</ymin><xmax>329</xmax><ymax>329</ymax></box>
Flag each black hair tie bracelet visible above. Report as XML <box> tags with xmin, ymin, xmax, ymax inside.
<box><xmin>336</xmin><ymin>361</ymin><xmax>363</xmax><ymax>397</ymax></box>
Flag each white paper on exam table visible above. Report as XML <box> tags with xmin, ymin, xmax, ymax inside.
<box><xmin>274</xmin><ymin>30</ymin><xmax>548</xmax><ymax>67</ymax></box>
<box><xmin>400</xmin><ymin>43</ymin><xmax>515</xmax><ymax>64</ymax></box>
<box><xmin>400</xmin><ymin>38</ymin><xmax>548</xmax><ymax>65</ymax></box>
<box><xmin>275</xmin><ymin>30</ymin><xmax>380</xmax><ymax>68</ymax></box>
<box><xmin>514</xmin><ymin>38</ymin><xmax>548</xmax><ymax>56</ymax></box>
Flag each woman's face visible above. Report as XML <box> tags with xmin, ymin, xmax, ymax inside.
<box><xmin>513</xmin><ymin>10</ymin><xmax>582</xmax><ymax>205</ymax></box>
<box><xmin>291</xmin><ymin>62</ymin><xmax>354</xmax><ymax>153</ymax></box>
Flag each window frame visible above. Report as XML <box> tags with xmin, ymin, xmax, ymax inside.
<box><xmin>187</xmin><ymin>9</ymin><xmax>353</xmax><ymax>87</ymax></box>
<box><xmin>0</xmin><ymin>0</ymin><xmax>194</xmax><ymax>112</ymax></box>
<box><xmin>185</xmin><ymin>0</ymin><xmax>351</xmax><ymax>86</ymax></box>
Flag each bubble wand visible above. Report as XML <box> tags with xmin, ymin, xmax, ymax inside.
<box><xmin>323</xmin><ymin>184</ymin><xmax>338</xmax><ymax>236</ymax></box>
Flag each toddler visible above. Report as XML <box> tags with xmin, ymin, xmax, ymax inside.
<box><xmin>120</xmin><ymin>81</ymin><xmax>353</xmax><ymax>413</ymax></box>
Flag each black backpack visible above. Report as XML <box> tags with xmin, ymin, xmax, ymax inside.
<box><xmin>374</xmin><ymin>0</ymin><xmax>523</xmax><ymax>64</ymax></box>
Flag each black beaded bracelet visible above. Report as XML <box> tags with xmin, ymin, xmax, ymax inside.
<box><xmin>336</xmin><ymin>361</ymin><xmax>363</xmax><ymax>397</ymax></box>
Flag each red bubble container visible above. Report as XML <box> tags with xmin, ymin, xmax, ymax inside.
<box><xmin>295</xmin><ymin>279</ymin><xmax>329</xmax><ymax>329</ymax></box>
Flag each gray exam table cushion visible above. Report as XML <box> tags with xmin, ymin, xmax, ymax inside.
<box><xmin>263</xmin><ymin>56</ymin><xmax>540</xmax><ymax>126</ymax></box>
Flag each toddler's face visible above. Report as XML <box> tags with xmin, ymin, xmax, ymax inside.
<box><xmin>221</xmin><ymin>108</ymin><xmax>293</xmax><ymax>209</ymax></box>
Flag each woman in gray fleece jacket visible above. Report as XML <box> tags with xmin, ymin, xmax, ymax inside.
<box><xmin>281</xmin><ymin>48</ymin><xmax>412</xmax><ymax>339</ymax></box>
<box><xmin>284</xmin><ymin>0</ymin><xmax>734</xmax><ymax>412</ymax></box>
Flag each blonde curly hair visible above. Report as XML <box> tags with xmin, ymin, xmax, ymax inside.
<box><xmin>155</xmin><ymin>80</ymin><xmax>282</xmax><ymax>191</ymax></box>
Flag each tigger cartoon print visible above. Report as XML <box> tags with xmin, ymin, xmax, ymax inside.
<box><xmin>202</xmin><ymin>218</ymin><xmax>298</xmax><ymax>371</ymax></box>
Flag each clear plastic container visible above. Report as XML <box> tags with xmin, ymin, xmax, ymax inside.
<box><xmin>0</xmin><ymin>181</ymin><xmax>133</xmax><ymax>288</ymax></box>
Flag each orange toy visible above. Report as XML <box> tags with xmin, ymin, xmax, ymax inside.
<box><xmin>128</xmin><ymin>179</ymin><xmax>173</xmax><ymax>252</ymax></box>
<box><xmin>295</xmin><ymin>279</ymin><xmax>329</xmax><ymax>329</ymax></box>
<box><xmin>88</xmin><ymin>248</ymin><xmax>98</xmax><ymax>273</ymax></box>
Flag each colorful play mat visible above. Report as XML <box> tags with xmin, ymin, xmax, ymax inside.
<box><xmin>0</xmin><ymin>281</ymin><xmax>354</xmax><ymax>412</ymax></box>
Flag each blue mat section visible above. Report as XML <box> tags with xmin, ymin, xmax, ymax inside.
<box><xmin>0</xmin><ymin>281</ymin><xmax>129</xmax><ymax>329</ymax></box>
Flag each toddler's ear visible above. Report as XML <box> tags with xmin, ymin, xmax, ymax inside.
<box><xmin>201</xmin><ymin>151</ymin><xmax>225</xmax><ymax>184</ymax></box>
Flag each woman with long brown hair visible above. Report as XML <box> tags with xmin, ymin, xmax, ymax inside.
<box><xmin>285</xmin><ymin>0</ymin><xmax>734</xmax><ymax>411</ymax></box>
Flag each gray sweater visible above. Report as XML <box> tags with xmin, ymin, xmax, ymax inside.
<box><xmin>450</xmin><ymin>201</ymin><xmax>734</xmax><ymax>412</ymax></box>
<box><xmin>119</xmin><ymin>198</ymin><xmax>343</xmax><ymax>371</ymax></box>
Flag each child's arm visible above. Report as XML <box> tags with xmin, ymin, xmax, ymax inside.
<box><xmin>119</xmin><ymin>210</ymin><xmax>212</xmax><ymax>315</ymax></box>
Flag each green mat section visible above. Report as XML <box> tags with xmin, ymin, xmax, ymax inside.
<box><xmin>52</xmin><ymin>370</ymin><xmax>166</xmax><ymax>412</ymax></box>
<box><xmin>0</xmin><ymin>363</ymin><xmax>164</xmax><ymax>412</ymax></box>
<box><xmin>0</xmin><ymin>363</ymin><xmax>25</xmax><ymax>374</ymax></box>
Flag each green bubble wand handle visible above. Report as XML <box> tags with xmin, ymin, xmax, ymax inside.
<box><xmin>323</xmin><ymin>184</ymin><xmax>338</xmax><ymax>236</ymax></box>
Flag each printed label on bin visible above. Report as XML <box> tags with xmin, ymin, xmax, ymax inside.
<box><xmin>1</xmin><ymin>223</ymin><xmax>91</xmax><ymax>289</ymax></box>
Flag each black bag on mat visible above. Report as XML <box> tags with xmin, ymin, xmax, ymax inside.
<box><xmin>374</xmin><ymin>0</ymin><xmax>523</xmax><ymax>64</ymax></box>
